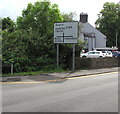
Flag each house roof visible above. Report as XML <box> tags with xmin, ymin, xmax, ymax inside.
<box><xmin>79</xmin><ymin>22</ymin><xmax>107</xmax><ymax>38</ymax></box>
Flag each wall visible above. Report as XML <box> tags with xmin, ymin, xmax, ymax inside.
<box><xmin>75</xmin><ymin>57</ymin><xmax>119</xmax><ymax>69</ymax></box>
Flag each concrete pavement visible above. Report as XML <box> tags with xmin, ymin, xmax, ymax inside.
<box><xmin>1</xmin><ymin>67</ymin><xmax>119</xmax><ymax>82</ymax></box>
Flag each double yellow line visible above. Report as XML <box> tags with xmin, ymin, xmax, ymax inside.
<box><xmin>0</xmin><ymin>71</ymin><xmax>118</xmax><ymax>84</ymax></box>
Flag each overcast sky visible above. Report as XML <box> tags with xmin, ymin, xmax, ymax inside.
<box><xmin>0</xmin><ymin>0</ymin><xmax>119</xmax><ymax>27</ymax></box>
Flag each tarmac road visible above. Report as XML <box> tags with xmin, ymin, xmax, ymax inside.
<box><xmin>2</xmin><ymin>72</ymin><xmax>118</xmax><ymax>112</ymax></box>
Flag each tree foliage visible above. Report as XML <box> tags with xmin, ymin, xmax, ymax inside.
<box><xmin>2</xmin><ymin>1</ymin><xmax>64</xmax><ymax>73</ymax></box>
<box><xmin>95</xmin><ymin>2</ymin><xmax>120</xmax><ymax>48</ymax></box>
<box><xmin>2</xmin><ymin>1</ymin><xmax>83</xmax><ymax>73</ymax></box>
<box><xmin>61</xmin><ymin>12</ymin><xmax>77</xmax><ymax>22</ymax></box>
<box><xmin>2</xmin><ymin>17</ymin><xmax>16</xmax><ymax>32</ymax></box>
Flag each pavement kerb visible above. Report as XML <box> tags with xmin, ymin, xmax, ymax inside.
<box><xmin>61</xmin><ymin>71</ymin><xmax>118</xmax><ymax>79</ymax></box>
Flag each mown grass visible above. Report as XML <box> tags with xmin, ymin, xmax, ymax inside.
<box><xmin>2</xmin><ymin>67</ymin><xmax>69</xmax><ymax>77</ymax></box>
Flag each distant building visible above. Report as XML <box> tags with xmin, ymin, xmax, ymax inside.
<box><xmin>79</xmin><ymin>13</ymin><xmax>107</xmax><ymax>51</ymax></box>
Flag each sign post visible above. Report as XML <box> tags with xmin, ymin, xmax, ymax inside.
<box><xmin>54</xmin><ymin>22</ymin><xmax>78</xmax><ymax>70</ymax></box>
<box><xmin>57</xmin><ymin>44</ymin><xmax>59</xmax><ymax>67</ymax></box>
<box><xmin>72</xmin><ymin>44</ymin><xmax>75</xmax><ymax>71</ymax></box>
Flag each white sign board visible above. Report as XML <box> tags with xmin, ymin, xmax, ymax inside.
<box><xmin>54</xmin><ymin>22</ymin><xmax>78</xmax><ymax>43</ymax></box>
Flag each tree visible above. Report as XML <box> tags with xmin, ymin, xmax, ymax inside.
<box><xmin>2</xmin><ymin>17</ymin><xmax>17</xmax><ymax>65</ymax></box>
<box><xmin>2</xmin><ymin>24</ymin><xmax>29</xmax><ymax>72</ymax></box>
<box><xmin>2</xmin><ymin>1</ymin><xmax>82</xmax><ymax>73</ymax></box>
<box><xmin>16</xmin><ymin>1</ymin><xmax>63</xmax><ymax>71</ymax></box>
<box><xmin>61</xmin><ymin>12</ymin><xmax>77</xmax><ymax>22</ymax></box>
<box><xmin>2</xmin><ymin>17</ymin><xmax>16</xmax><ymax>32</ymax></box>
<box><xmin>95</xmin><ymin>2</ymin><xmax>120</xmax><ymax>48</ymax></box>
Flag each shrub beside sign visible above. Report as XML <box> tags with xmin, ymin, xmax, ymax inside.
<box><xmin>54</xmin><ymin>22</ymin><xmax>78</xmax><ymax>44</ymax></box>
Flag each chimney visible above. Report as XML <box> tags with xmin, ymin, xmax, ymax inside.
<box><xmin>80</xmin><ymin>12</ymin><xmax>88</xmax><ymax>23</ymax></box>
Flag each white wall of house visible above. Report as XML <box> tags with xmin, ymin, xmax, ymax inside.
<box><xmin>79</xmin><ymin>22</ymin><xmax>106</xmax><ymax>51</ymax></box>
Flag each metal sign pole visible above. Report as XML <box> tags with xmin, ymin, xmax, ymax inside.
<box><xmin>72</xmin><ymin>44</ymin><xmax>75</xmax><ymax>71</ymax></box>
<box><xmin>57</xmin><ymin>44</ymin><xmax>59</xmax><ymax>68</ymax></box>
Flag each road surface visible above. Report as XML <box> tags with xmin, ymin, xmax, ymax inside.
<box><xmin>2</xmin><ymin>72</ymin><xmax>118</xmax><ymax>112</ymax></box>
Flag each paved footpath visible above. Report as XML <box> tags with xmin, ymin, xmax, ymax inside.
<box><xmin>1</xmin><ymin>67</ymin><xmax>119</xmax><ymax>82</ymax></box>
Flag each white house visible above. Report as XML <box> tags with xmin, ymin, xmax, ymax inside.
<box><xmin>79</xmin><ymin>13</ymin><xmax>107</xmax><ymax>51</ymax></box>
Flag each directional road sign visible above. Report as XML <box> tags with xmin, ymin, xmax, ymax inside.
<box><xmin>54</xmin><ymin>22</ymin><xmax>78</xmax><ymax>43</ymax></box>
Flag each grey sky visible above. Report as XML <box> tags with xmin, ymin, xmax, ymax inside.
<box><xmin>0</xmin><ymin>0</ymin><xmax>119</xmax><ymax>26</ymax></box>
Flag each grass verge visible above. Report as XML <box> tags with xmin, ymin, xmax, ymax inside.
<box><xmin>2</xmin><ymin>68</ymin><xmax>69</xmax><ymax>77</ymax></box>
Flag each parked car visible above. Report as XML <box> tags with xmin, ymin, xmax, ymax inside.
<box><xmin>112</xmin><ymin>51</ymin><xmax>120</xmax><ymax>57</ymax></box>
<box><xmin>80</xmin><ymin>51</ymin><xmax>105</xmax><ymax>58</ymax></box>
<box><xmin>102</xmin><ymin>51</ymin><xmax>113</xmax><ymax>57</ymax></box>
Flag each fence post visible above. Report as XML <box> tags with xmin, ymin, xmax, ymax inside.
<box><xmin>11</xmin><ymin>63</ymin><xmax>13</xmax><ymax>75</ymax></box>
